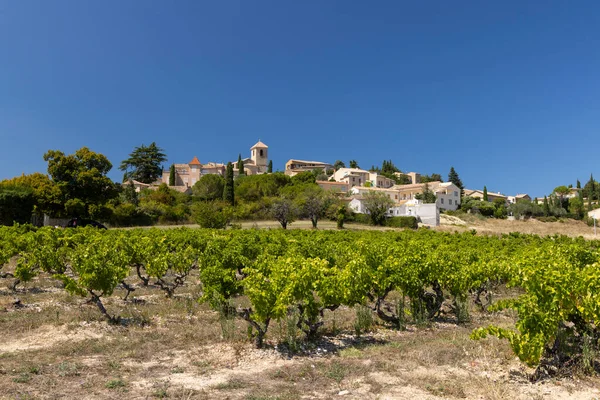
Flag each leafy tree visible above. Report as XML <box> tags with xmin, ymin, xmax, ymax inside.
<box><xmin>119</xmin><ymin>142</ymin><xmax>167</xmax><ymax>184</ymax></box>
<box><xmin>271</xmin><ymin>198</ymin><xmax>297</xmax><ymax>229</ymax></box>
<box><xmin>420</xmin><ymin>173</ymin><xmax>443</xmax><ymax>183</ymax></box>
<box><xmin>336</xmin><ymin>205</ymin><xmax>348</xmax><ymax>229</ymax></box>
<box><xmin>169</xmin><ymin>164</ymin><xmax>176</xmax><ymax>186</ymax></box>
<box><xmin>267</xmin><ymin>160</ymin><xmax>273</xmax><ymax>173</ymax></box>
<box><xmin>349</xmin><ymin>160</ymin><xmax>359</xmax><ymax>169</ymax></box>
<box><xmin>415</xmin><ymin>183</ymin><xmax>436</xmax><ymax>203</ymax></box>
<box><xmin>362</xmin><ymin>191</ymin><xmax>394</xmax><ymax>226</ymax></box>
<box><xmin>569</xmin><ymin>197</ymin><xmax>585</xmax><ymax>219</ymax></box>
<box><xmin>237</xmin><ymin>154</ymin><xmax>245</xmax><ymax>176</ymax></box>
<box><xmin>223</xmin><ymin>162</ymin><xmax>235</xmax><ymax>206</ymax></box>
<box><xmin>0</xmin><ymin>186</ymin><xmax>35</xmax><ymax>225</ymax></box>
<box><xmin>291</xmin><ymin>171</ymin><xmax>316</xmax><ymax>185</ymax></box>
<box><xmin>333</xmin><ymin>160</ymin><xmax>346</xmax><ymax>170</ymax></box>
<box><xmin>393</xmin><ymin>174</ymin><xmax>412</xmax><ymax>185</ymax></box>
<box><xmin>0</xmin><ymin>173</ymin><xmax>63</xmax><ymax>216</ymax></box>
<box><xmin>447</xmin><ymin>167</ymin><xmax>463</xmax><ymax>194</ymax></box>
<box><xmin>193</xmin><ymin>174</ymin><xmax>225</xmax><ymax>201</ymax></box>
<box><xmin>122</xmin><ymin>181</ymin><xmax>139</xmax><ymax>206</ymax></box>
<box><xmin>235</xmin><ymin>173</ymin><xmax>291</xmax><ymax>202</ymax></box>
<box><xmin>194</xmin><ymin>201</ymin><xmax>233</xmax><ymax>229</ymax></box>
<box><xmin>483</xmin><ymin>186</ymin><xmax>488</xmax><ymax>202</ymax></box>
<box><xmin>44</xmin><ymin>147</ymin><xmax>117</xmax><ymax>218</ymax></box>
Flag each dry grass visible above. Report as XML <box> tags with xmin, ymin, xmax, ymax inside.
<box><xmin>439</xmin><ymin>213</ymin><xmax>598</xmax><ymax>239</ymax></box>
<box><xmin>1</xmin><ymin>269</ymin><xmax>599</xmax><ymax>399</ymax></box>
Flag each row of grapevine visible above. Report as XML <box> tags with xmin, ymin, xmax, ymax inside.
<box><xmin>1</xmin><ymin>225</ymin><xmax>599</xmax><ymax>371</ymax></box>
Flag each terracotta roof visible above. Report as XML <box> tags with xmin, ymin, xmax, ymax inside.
<box><xmin>251</xmin><ymin>140</ymin><xmax>268</xmax><ymax>149</ymax></box>
<box><xmin>189</xmin><ymin>156</ymin><xmax>201</xmax><ymax>165</ymax></box>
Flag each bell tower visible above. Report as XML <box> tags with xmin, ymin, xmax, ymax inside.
<box><xmin>250</xmin><ymin>140</ymin><xmax>268</xmax><ymax>171</ymax></box>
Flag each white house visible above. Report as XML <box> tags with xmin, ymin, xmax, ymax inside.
<box><xmin>348</xmin><ymin>196</ymin><xmax>440</xmax><ymax>226</ymax></box>
<box><xmin>333</xmin><ymin>168</ymin><xmax>371</xmax><ymax>187</ymax></box>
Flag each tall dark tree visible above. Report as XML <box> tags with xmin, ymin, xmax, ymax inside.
<box><xmin>333</xmin><ymin>160</ymin><xmax>346</xmax><ymax>170</ymax></box>
<box><xmin>223</xmin><ymin>162</ymin><xmax>235</xmax><ymax>206</ymax></box>
<box><xmin>349</xmin><ymin>160</ymin><xmax>359</xmax><ymax>169</ymax></box>
<box><xmin>237</xmin><ymin>154</ymin><xmax>245</xmax><ymax>175</ymax></box>
<box><xmin>448</xmin><ymin>167</ymin><xmax>464</xmax><ymax>195</ymax></box>
<box><xmin>483</xmin><ymin>186</ymin><xmax>489</xmax><ymax>202</ymax></box>
<box><xmin>169</xmin><ymin>164</ymin><xmax>176</xmax><ymax>186</ymax></box>
<box><xmin>267</xmin><ymin>160</ymin><xmax>273</xmax><ymax>173</ymax></box>
<box><xmin>543</xmin><ymin>196</ymin><xmax>550</xmax><ymax>216</ymax></box>
<box><xmin>119</xmin><ymin>142</ymin><xmax>167</xmax><ymax>184</ymax></box>
<box><xmin>576</xmin><ymin>179</ymin><xmax>581</xmax><ymax>189</ymax></box>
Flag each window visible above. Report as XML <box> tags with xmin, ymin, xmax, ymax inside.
<box><xmin>260</xmin><ymin>149</ymin><xmax>264</xmax><ymax>157</ymax></box>
<box><xmin>454</xmin><ymin>191</ymin><xmax>458</xmax><ymax>196</ymax></box>
<box><xmin>441</xmin><ymin>198</ymin><xmax>444</xmax><ymax>204</ymax></box>
<box><xmin>449</xmin><ymin>199</ymin><xmax>452</xmax><ymax>205</ymax></box>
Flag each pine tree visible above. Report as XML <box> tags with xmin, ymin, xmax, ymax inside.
<box><xmin>169</xmin><ymin>164</ymin><xmax>176</xmax><ymax>186</ymax></box>
<box><xmin>543</xmin><ymin>196</ymin><xmax>550</xmax><ymax>216</ymax></box>
<box><xmin>448</xmin><ymin>167</ymin><xmax>464</xmax><ymax>196</ymax></box>
<box><xmin>483</xmin><ymin>186</ymin><xmax>488</xmax><ymax>202</ymax></box>
<box><xmin>267</xmin><ymin>160</ymin><xmax>273</xmax><ymax>173</ymax></box>
<box><xmin>577</xmin><ymin>179</ymin><xmax>581</xmax><ymax>189</ymax></box>
<box><xmin>223</xmin><ymin>162</ymin><xmax>235</xmax><ymax>206</ymax></box>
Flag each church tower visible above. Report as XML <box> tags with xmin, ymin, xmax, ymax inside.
<box><xmin>250</xmin><ymin>140</ymin><xmax>268</xmax><ymax>172</ymax></box>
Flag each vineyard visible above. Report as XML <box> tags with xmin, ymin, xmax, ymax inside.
<box><xmin>1</xmin><ymin>225</ymin><xmax>600</xmax><ymax>399</ymax></box>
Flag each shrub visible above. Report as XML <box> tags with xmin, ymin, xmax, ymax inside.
<box><xmin>193</xmin><ymin>201</ymin><xmax>233</xmax><ymax>229</ymax></box>
<box><xmin>385</xmin><ymin>216</ymin><xmax>418</xmax><ymax>229</ymax></box>
<box><xmin>0</xmin><ymin>187</ymin><xmax>35</xmax><ymax>226</ymax></box>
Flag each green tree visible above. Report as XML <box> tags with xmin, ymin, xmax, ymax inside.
<box><xmin>447</xmin><ymin>167</ymin><xmax>464</xmax><ymax>195</ymax></box>
<box><xmin>333</xmin><ymin>160</ymin><xmax>346</xmax><ymax>170</ymax></box>
<box><xmin>349</xmin><ymin>160</ymin><xmax>359</xmax><ymax>169</ymax></box>
<box><xmin>44</xmin><ymin>147</ymin><xmax>117</xmax><ymax>218</ymax></box>
<box><xmin>569</xmin><ymin>197</ymin><xmax>585</xmax><ymax>219</ymax></box>
<box><xmin>169</xmin><ymin>164</ymin><xmax>176</xmax><ymax>186</ymax></box>
<box><xmin>223</xmin><ymin>162</ymin><xmax>235</xmax><ymax>206</ymax></box>
<box><xmin>237</xmin><ymin>154</ymin><xmax>245</xmax><ymax>176</ymax></box>
<box><xmin>362</xmin><ymin>191</ymin><xmax>394</xmax><ymax>226</ymax></box>
<box><xmin>119</xmin><ymin>142</ymin><xmax>167</xmax><ymax>184</ymax></box>
<box><xmin>296</xmin><ymin>185</ymin><xmax>329</xmax><ymax>228</ymax></box>
<box><xmin>421</xmin><ymin>173</ymin><xmax>442</xmax><ymax>183</ymax></box>
<box><xmin>267</xmin><ymin>160</ymin><xmax>273</xmax><ymax>173</ymax></box>
<box><xmin>415</xmin><ymin>183</ymin><xmax>436</xmax><ymax>203</ymax></box>
<box><xmin>122</xmin><ymin>181</ymin><xmax>139</xmax><ymax>206</ymax></box>
<box><xmin>193</xmin><ymin>174</ymin><xmax>225</xmax><ymax>201</ymax></box>
<box><xmin>0</xmin><ymin>186</ymin><xmax>35</xmax><ymax>225</ymax></box>
<box><xmin>194</xmin><ymin>201</ymin><xmax>233</xmax><ymax>229</ymax></box>
<box><xmin>483</xmin><ymin>186</ymin><xmax>489</xmax><ymax>202</ymax></box>
<box><xmin>336</xmin><ymin>205</ymin><xmax>348</xmax><ymax>229</ymax></box>
<box><xmin>576</xmin><ymin>179</ymin><xmax>581</xmax><ymax>189</ymax></box>
<box><xmin>0</xmin><ymin>173</ymin><xmax>63</xmax><ymax>216</ymax></box>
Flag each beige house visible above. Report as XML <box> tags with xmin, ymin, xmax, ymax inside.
<box><xmin>464</xmin><ymin>189</ymin><xmax>508</xmax><ymax>203</ymax></box>
<box><xmin>316</xmin><ymin>180</ymin><xmax>350</xmax><ymax>193</ymax></box>
<box><xmin>394</xmin><ymin>181</ymin><xmax>461</xmax><ymax>211</ymax></box>
<box><xmin>507</xmin><ymin>194</ymin><xmax>532</xmax><ymax>204</ymax></box>
<box><xmin>285</xmin><ymin>159</ymin><xmax>333</xmax><ymax>176</ymax></box>
<box><xmin>333</xmin><ymin>168</ymin><xmax>371</xmax><ymax>187</ymax></box>
<box><xmin>350</xmin><ymin>186</ymin><xmax>401</xmax><ymax>201</ymax></box>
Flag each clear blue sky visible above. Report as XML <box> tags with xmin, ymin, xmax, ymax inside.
<box><xmin>1</xmin><ymin>1</ymin><xmax>599</xmax><ymax>198</ymax></box>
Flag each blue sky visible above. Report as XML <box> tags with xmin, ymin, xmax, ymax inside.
<box><xmin>1</xmin><ymin>1</ymin><xmax>599</xmax><ymax>198</ymax></box>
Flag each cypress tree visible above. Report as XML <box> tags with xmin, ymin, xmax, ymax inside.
<box><xmin>543</xmin><ymin>196</ymin><xmax>550</xmax><ymax>216</ymax></box>
<box><xmin>267</xmin><ymin>160</ymin><xmax>273</xmax><ymax>173</ymax></box>
<box><xmin>576</xmin><ymin>179</ymin><xmax>581</xmax><ymax>189</ymax></box>
<box><xmin>223</xmin><ymin>162</ymin><xmax>235</xmax><ymax>206</ymax></box>
<box><xmin>483</xmin><ymin>186</ymin><xmax>488</xmax><ymax>202</ymax></box>
<box><xmin>237</xmin><ymin>154</ymin><xmax>245</xmax><ymax>176</ymax></box>
<box><xmin>169</xmin><ymin>164</ymin><xmax>176</xmax><ymax>186</ymax></box>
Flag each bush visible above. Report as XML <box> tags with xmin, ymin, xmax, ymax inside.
<box><xmin>193</xmin><ymin>201</ymin><xmax>233</xmax><ymax>229</ymax></box>
<box><xmin>348</xmin><ymin>213</ymin><xmax>371</xmax><ymax>225</ymax></box>
<box><xmin>385</xmin><ymin>216</ymin><xmax>418</xmax><ymax>229</ymax></box>
<box><xmin>535</xmin><ymin>216</ymin><xmax>558</xmax><ymax>223</ymax></box>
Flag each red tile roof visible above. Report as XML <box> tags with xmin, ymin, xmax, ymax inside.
<box><xmin>189</xmin><ymin>156</ymin><xmax>201</xmax><ymax>165</ymax></box>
